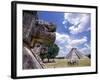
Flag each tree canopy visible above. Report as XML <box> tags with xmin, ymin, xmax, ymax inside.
<box><xmin>40</xmin><ymin>43</ymin><xmax>59</xmax><ymax>62</ymax></box>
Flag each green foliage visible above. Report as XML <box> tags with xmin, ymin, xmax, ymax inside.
<box><xmin>40</xmin><ymin>53</ymin><xmax>47</xmax><ymax>61</ymax></box>
<box><xmin>40</xmin><ymin>43</ymin><xmax>59</xmax><ymax>62</ymax></box>
<box><xmin>47</xmin><ymin>43</ymin><xmax>59</xmax><ymax>62</ymax></box>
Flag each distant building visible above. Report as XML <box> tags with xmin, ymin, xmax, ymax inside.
<box><xmin>66</xmin><ymin>48</ymin><xmax>89</xmax><ymax>60</ymax></box>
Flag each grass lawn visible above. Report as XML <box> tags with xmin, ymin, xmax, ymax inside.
<box><xmin>44</xmin><ymin>58</ymin><xmax>91</xmax><ymax>68</ymax></box>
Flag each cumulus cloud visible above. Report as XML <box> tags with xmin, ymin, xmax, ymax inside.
<box><xmin>80</xmin><ymin>43</ymin><xmax>91</xmax><ymax>54</ymax></box>
<box><xmin>55</xmin><ymin>32</ymin><xmax>88</xmax><ymax>56</ymax></box>
<box><xmin>56</xmin><ymin>32</ymin><xmax>70</xmax><ymax>44</ymax></box>
<box><xmin>55</xmin><ymin>32</ymin><xmax>70</xmax><ymax>56</ymax></box>
<box><xmin>63</xmin><ymin>13</ymin><xmax>90</xmax><ymax>34</ymax></box>
<box><xmin>66</xmin><ymin>36</ymin><xmax>87</xmax><ymax>49</ymax></box>
<box><xmin>70</xmin><ymin>36</ymin><xmax>87</xmax><ymax>46</ymax></box>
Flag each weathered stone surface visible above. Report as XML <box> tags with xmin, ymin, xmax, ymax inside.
<box><xmin>23</xmin><ymin>47</ymin><xmax>44</xmax><ymax>69</ymax></box>
<box><xmin>23</xmin><ymin>11</ymin><xmax>56</xmax><ymax>45</ymax></box>
<box><xmin>23</xmin><ymin>10</ymin><xmax>38</xmax><ymax>44</ymax></box>
<box><xmin>23</xmin><ymin>11</ymin><xmax>56</xmax><ymax>69</ymax></box>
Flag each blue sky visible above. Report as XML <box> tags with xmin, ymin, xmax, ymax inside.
<box><xmin>37</xmin><ymin>11</ymin><xmax>91</xmax><ymax>57</ymax></box>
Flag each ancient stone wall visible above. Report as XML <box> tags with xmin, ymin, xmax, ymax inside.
<box><xmin>23</xmin><ymin>10</ymin><xmax>38</xmax><ymax>45</ymax></box>
<box><xmin>23</xmin><ymin>10</ymin><xmax>56</xmax><ymax>69</ymax></box>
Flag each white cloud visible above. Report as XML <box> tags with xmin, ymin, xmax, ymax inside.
<box><xmin>80</xmin><ymin>47</ymin><xmax>89</xmax><ymax>54</ymax></box>
<box><xmin>63</xmin><ymin>13</ymin><xmax>90</xmax><ymax>34</ymax></box>
<box><xmin>63</xmin><ymin>13</ymin><xmax>81</xmax><ymax>25</ymax></box>
<box><xmin>56</xmin><ymin>49</ymin><xmax>67</xmax><ymax>57</ymax></box>
<box><xmin>66</xmin><ymin>36</ymin><xmax>87</xmax><ymax>50</ymax></box>
<box><xmin>84</xmin><ymin>43</ymin><xmax>90</xmax><ymax>49</ymax></box>
<box><xmin>55</xmin><ymin>32</ymin><xmax>88</xmax><ymax>56</ymax></box>
<box><xmin>79</xmin><ymin>43</ymin><xmax>90</xmax><ymax>54</ymax></box>
<box><xmin>70</xmin><ymin>36</ymin><xmax>87</xmax><ymax>46</ymax></box>
<box><xmin>56</xmin><ymin>32</ymin><xmax>70</xmax><ymax>44</ymax></box>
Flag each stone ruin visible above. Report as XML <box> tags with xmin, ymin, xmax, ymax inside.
<box><xmin>23</xmin><ymin>10</ymin><xmax>56</xmax><ymax>69</ymax></box>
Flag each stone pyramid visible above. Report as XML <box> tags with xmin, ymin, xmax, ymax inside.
<box><xmin>66</xmin><ymin>48</ymin><xmax>89</xmax><ymax>60</ymax></box>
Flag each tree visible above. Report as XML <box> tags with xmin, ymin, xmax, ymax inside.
<box><xmin>40</xmin><ymin>53</ymin><xmax>47</xmax><ymax>62</ymax></box>
<box><xmin>47</xmin><ymin>44</ymin><xmax>59</xmax><ymax>62</ymax></box>
<box><xmin>87</xmin><ymin>54</ymin><xmax>91</xmax><ymax>58</ymax></box>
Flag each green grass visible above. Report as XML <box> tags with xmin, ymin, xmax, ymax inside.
<box><xmin>44</xmin><ymin>58</ymin><xmax>91</xmax><ymax>68</ymax></box>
